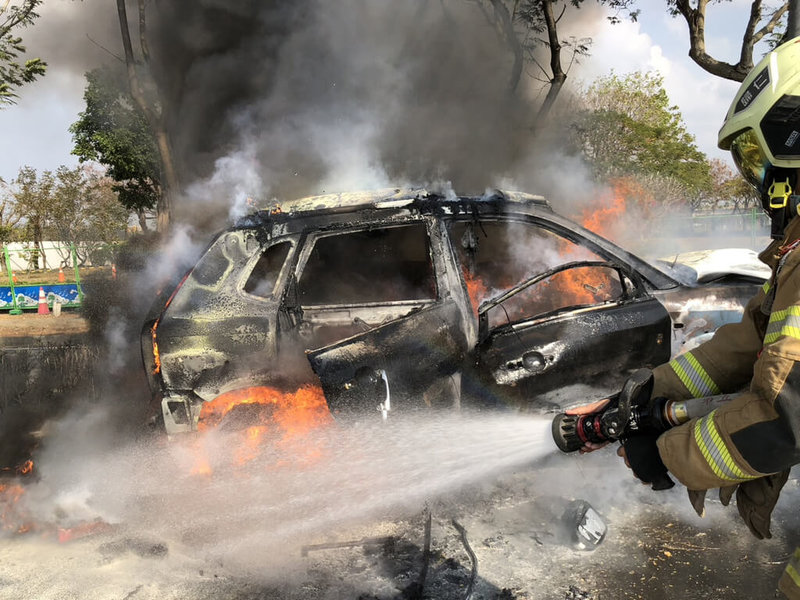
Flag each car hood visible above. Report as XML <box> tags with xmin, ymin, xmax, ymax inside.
<box><xmin>652</xmin><ymin>248</ymin><xmax>770</xmax><ymax>285</ymax></box>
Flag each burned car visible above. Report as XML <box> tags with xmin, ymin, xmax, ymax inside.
<box><xmin>141</xmin><ymin>189</ymin><xmax>767</xmax><ymax>434</ymax></box>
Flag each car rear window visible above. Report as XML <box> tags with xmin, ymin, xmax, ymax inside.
<box><xmin>298</xmin><ymin>223</ymin><xmax>436</xmax><ymax>305</ymax></box>
<box><xmin>244</xmin><ymin>241</ymin><xmax>292</xmax><ymax>298</ymax></box>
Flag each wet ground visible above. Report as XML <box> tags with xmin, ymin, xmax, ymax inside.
<box><xmin>0</xmin><ymin>312</ymin><xmax>90</xmax><ymax>345</ymax></box>
<box><xmin>0</xmin><ymin>307</ymin><xmax>795</xmax><ymax>600</ymax></box>
<box><xmin>1</xmin><ymin>443</ymin><xmax>797</xmax><ymax>600</ymax></box>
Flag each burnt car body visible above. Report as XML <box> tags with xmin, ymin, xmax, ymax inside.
<box><xmin>141</xmin><ymin>189</ymin><xmax>766</xmax><ymax>434</ymax></box>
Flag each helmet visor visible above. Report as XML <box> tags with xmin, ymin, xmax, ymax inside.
<box><xmin>729</xmin><ymin>129</ymin><xmax>770</xmax><ymax>192</ymax></box>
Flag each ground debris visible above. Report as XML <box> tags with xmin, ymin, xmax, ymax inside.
<box><xmin>98</xmin><ymin>536</ymin><xmax>169</xmax><ymax>559</ymax></box>
<box><xmin>564</xmin><ymin>585</ymin><xmax>595</xmax><ymax>600</ymax></box>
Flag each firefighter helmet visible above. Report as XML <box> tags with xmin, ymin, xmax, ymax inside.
<box><xmin>718</xmin><ymin>36</ymin><xmax>800</xmax><ymax>195</ymax></box>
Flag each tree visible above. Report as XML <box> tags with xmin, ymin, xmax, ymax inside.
<box><xmin>116</xmin><ymin>0</ymin><xmax>178</xmax><ymax>232</ymax></box>
<box><xmin>0</xmin><ymin>0</ymin><xmax>45</xmax><ymax>106</ymax></box>
<box><xmin>70</xmin><ymin>65</ymin><xmax>160</xmax><ymax>232</ymax></box>
<box><xmin>472</xmin><ymin>0</ymin><xmax>639</xmax><ymax>122</ymax></box>
<box><xmin>7</xmin><ymin>165</ymin><xmax>130</xmax><ymax>267</ymax></box>
<box><xmin>571</xmin><ymin>71</ymin><xmax>712</xmax><ymax>195</ymax></box>
<box><xmin>668</xmin><ymin>0</ymin><xmax>789</xmax><ymax>82</ymax></box>
<box><xmin>49</xmin><ymin>165</ymin><xmax>129</xmax><ymax>265</ymax></box>
<box><xmin>11</xmin><ymin>166</ymin><xmax>53</xmax><ymax>269</ymax></box>
<box><xmin>0</xmin><ymin>178</ymin><xmax>21</xmax><ymax>242</ymax></box>
<box><xmin>708</xmin><ymin>158</ymin><xmax>761</xmax><ymax>213</ymax></box>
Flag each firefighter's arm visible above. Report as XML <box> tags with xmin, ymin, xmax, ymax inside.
<box><xmin>652</xmin><ymin>284</ymin><xmax>768</xmax><ymax>401</ymax></box>
<box><xmin>658</xmin><ymin>257</ymin><xmax>800</xmax><ymax>490</ymax></box>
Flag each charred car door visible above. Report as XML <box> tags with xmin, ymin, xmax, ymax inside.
<box><xmin>302</xmin><ymin>218</ymin><xmax>471</xmax><ymax>415</ymax></box>
<box><xmin>448</xmin><ymin>219</ymin><xmax>671</xmax><ymax>410</ymax></box>
<box><xmin>152</xmin><ymin>229</ymin><xmax>298</xmax><ymax>413</ymax></box>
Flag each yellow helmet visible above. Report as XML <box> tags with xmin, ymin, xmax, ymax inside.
<box><xmin>718</xmin><ymin>36</ymin><xmax>800</xmax><ymax>194</ymax></box>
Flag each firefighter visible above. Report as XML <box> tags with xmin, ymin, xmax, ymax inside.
<box><xmin>618</xmin><ymin>35</ymin><xmax>800</xmax><ymax>599</ymax></box>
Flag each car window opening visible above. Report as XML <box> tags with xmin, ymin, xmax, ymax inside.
<box><xmin>244</xmin><ymin>240</ymin><xmax>292</xmax><ymax>298</ymax></box>
<box><xmin>297</xmin><ymin>223</ymin><xmax>436</xmax><ymax>306</ymax></box>
<box><xmin>485</xmin><ymin>265</ymin><xmax>624</xmax><ymax>330</ymax></box>
<box><xmin>449</xmin><ymin>220</ymin><xmax>604</xmax><ymax>315</ymax></box>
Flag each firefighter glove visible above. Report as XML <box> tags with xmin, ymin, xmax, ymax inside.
<box><xmin>687</xmin><ymin>485</ymin><xmax>738</xmax><ymax>518</ymax></box>
<box><xmin>620</xmin><ymin>434</ymin><xmax>674</xmax><ymax>491</ymax></box>
<box><xmin>687</xmin><ymin>489</ymin><xmax>707</xmax><ymax>518</ymax></box>
<box><xmin>726</xmin><ymin>470</ymin><xmax>790</xmax><ymax>540</ymax></box>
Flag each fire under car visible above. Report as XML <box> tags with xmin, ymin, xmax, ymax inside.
<box><xmin>140</xmin><ymin>189</ymin><xmax>768</xmax><ymax>434</ymax></box>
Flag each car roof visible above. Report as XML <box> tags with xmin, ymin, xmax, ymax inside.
<box><xmin>246</xmin><ymin>188</ymin><xmax>551</xmax><ymax>220</ymax></box>
<box><xmin>234</xmin><ymin>187</ymin><xmax>678</xmax><ymax>290</ymax></box>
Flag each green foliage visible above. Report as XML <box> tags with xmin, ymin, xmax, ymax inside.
<box><xmin>70</xmin><ymin>65</ymin><xmax>161</xmax><ymax>214</ymax></box>
<box><xmin>571</xmin><ymin>71</ymin><xmax>712</xmax><ymax>194</ymax></box>
<box><xmin>0</xmin><ymin>0</ymin><xmax>46</xmax><ymax>106</ymax></box>
<box><xmin>7</xmin><ymin>165</ymin><xmax>130</xmax><ymax>265</ymax></box>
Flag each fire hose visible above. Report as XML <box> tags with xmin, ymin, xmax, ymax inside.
<box><xmin>551</xmin><ymin>369</ymin><xmax>734</xmax><ymax>488</ymax></box>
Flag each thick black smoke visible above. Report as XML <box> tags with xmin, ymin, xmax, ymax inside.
<box><xmin>146</xmin><ymin>0</ymin><xmax>543</xmax><ymax>224</ymax></box>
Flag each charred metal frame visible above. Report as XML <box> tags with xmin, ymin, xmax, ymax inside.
<box><xmin>141</xmin><ymin>189</ymin><xmax>765</xmax><ymax>434</ymax></box>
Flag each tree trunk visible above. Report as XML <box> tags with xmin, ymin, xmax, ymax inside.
<box><xmin>137</xmin><ymin>209</ymin><xmax>149</xmax><ymax>232</ymax></box>
<box><xmin>534</xmin><ymin>0</ymin><xmax>566</xmax><ymax>124</ymax></box>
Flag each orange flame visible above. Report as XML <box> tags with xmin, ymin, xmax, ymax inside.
<box><xmin>151</xmin><ymin>319</ymin><xmax>161</xmax><ymax>374</ymax></box>
<box><xmin>463</xmin><ymin>183</ymin><xmax>636</xmax><ymax>319</ymax></box>
<box><xmin>0</xmin><ymin>483</ymin><xmax>30</xmax><ymax>534</ymax></box>
<box><xmin>463</xmin><ymin>271</ymin><xmax>489</xmax><ymax>314</ymax></box>
<box><xmin>16</xmin><ymin>460</ymin><xmax>33</xmax><ymax>476</ymax></box>
<box><xmin>550</xmin><ymin>181</ymin><xmax>633</xmax><ymax>304</ymax></box>
<box><xmin>581</xmin><ymin>192</ymin><xmax>626</xmax><ymax>239</ymax></box>
<box><xmin>192</xmin><ymin>384</ymin><xmax>333</xmax><ymax>474</ymax></box>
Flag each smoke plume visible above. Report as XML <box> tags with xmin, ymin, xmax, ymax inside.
<box><xmin>145</xmin><ymin>0</ymin><xmax>595</xmax><ymax>225</ymax></box>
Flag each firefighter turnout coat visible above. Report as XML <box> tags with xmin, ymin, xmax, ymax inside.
<box><xmin>652</xmin><ymin>216</ymin><xmax>800</xmax><ymax>490</ymax></box>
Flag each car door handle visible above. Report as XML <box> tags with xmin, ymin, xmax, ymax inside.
<box><xmin>505</xmin><ymin>351</ymin><xmax>547</xmax><ymax>373</ymax></box>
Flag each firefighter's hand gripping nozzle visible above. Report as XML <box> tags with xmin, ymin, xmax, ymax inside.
<box><xmin>552</xmin><ymin>369</ymin><xmax>734</xmax><ymax>488</ymax></box>
<box><xmin>551</xmin><ymin>369</ymin><xmax>668</xmax><ymax>453</ymax></box>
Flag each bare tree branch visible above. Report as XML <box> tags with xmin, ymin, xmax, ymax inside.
<box><xmin>674</xmin><ymin>0</ymin><xmax>789</xmax><ymax>82</ymax></box>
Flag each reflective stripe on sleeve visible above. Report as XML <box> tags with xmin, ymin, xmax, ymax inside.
<box><xmin>669</xmin><ymin>352</ymin><xmax>721</xmax><ymax>398</ymax></box>
<box><xmin>764</xmin><ymin>305</ymin><xmax>800</xmax><ymax>344</ymax></box>
<box><xmin>785</xmin><ymin>548</ymin><xmax>800</xmax><ymax>589</ymax></box>
<box><xmin>693</xmin><ymin>410</ymin><xmax>758</xmax><ymax>482</ymax></box>
<box><xmin>763</xmin><ymin>281</ymin><xmax>771</xmax><ymax>294</ymax></box>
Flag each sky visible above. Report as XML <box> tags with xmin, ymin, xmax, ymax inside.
<box><xmin>0</xmin><ymin>0</ymin><xmax>771</xmax><ymax>187</ymax></box>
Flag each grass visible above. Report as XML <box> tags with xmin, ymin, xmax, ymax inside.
<box><xmin>1</xmin><ymin>266</ymin><xmax>115</xmax><ymax>286</ymax></box>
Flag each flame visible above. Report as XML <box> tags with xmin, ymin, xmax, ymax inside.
<box><xmin>17</xmin><ymin>460</ymin><xmax>33</xmax><ymax>476</ymax></box>
<box><xmin>198</xmin><ymin>384</ymin><xmax>331</xmax><ymax>432</ymax></box>
<box><xmin>192</xmin><ymin>384</ymin><xmax>333</xmax><ymax>474</ymax></box>
<box><xmin>151</xmin><ymin>319</ymin><xmax>161</xmax><ymax>374</ymax></box>
<box><xmin>463</xmin><ymin>270</ymin><xmax>489</xmax><ymax>314</ymax></box>
<box><xmin>58</xmin><ymin>519</ymin><xmax>113</xmax><ymax>543</ymax></box>
<box><xmin>581</xmin><ymin>191</ymin><xmax>626</xmax><ymax>238</ymax></box>
<box><xmin>462</xmin><ymin>182</ymin><xmax>639</xmax><ymax>320</ymax></box>
<box><xmin>0</xmin><ymin>483</ymin><xmax>30</xmax><ymax>534</ymax></box>
<box><xmin>549</xmin><ymin>180</ymin><xmax>635</xmax><ymax>305</ymax></box>
<box><xmin>582</xmin><ymin>176</ymin><xmax>655</xmax><ymax>239</ymax></box>
<box><xmin>191</xmin><ymin>456</ymin><xmax>213</xmax><ymax>477</ymax></box>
